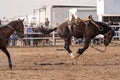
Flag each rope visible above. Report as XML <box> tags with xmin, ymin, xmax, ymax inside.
<box><xmin>91</xmin><ymin>20</ymin><xmax>104</xmax><ymax>31</ymax></box>
<box><xmin>90</xmin><ymin>43</ymin><xmax>106</xmax><ymax>52</ymax></box>
<box><xmin>6</xmin><ymin>25</ymin><xmax>15</xmax><ymax>31</ymax></box>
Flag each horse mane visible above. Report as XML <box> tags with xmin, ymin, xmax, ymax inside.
<box><xmin>0</xmin><ymin>20</ymin><xmax>18</xmax><ymax>28</ymax></box>
<box><xmin>6</xmin><ymin>20</ymin><xmax>24</xmax><ymax>26</ymax></box>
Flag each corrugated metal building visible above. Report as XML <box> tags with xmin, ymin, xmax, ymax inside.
<box><xmin>97</xmin><ymin>0</ymin><xmax>120</xmax><ymax>38</ymax></box>
<box><xmin>29</xmin><ymin>0</ymin><xmax>120</xmax><ymax>27</ymax></box>
<box><xmin>34</xmin><ymin>5</ymin><xmax>97</xmax><ymax>27</ymax></box>
<box><xmin>97</xmin><ymin>0</ymin><xmax>120</xmax><ymax>22</ymax></box>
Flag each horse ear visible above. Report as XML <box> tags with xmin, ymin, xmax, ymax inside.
<box><xmin>18</xmin><ymin>18</ymin><xmax>21</xmax><ymax>21</ymax></box>
<box><xmin>22</xmin><ymin>18</ymin><xmax>25</xmax><ymax>21</ymax></box>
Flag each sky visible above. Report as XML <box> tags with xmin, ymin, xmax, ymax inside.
<box><xmin>0</xmin><ymin>0</ymin><xmax>96</xmax><ymax>18</ymax></box>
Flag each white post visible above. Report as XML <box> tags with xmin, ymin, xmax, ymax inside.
<box><xmin>98</xmin><ymin>15</ymin><xmax>103</xmax><ymax>22</ymax></box>
<box><xmin>52</xmin><ymin>31</ymin><xmax>55</xmax><ymax>46</ymax></box>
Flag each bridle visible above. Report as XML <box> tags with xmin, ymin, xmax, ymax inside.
<box><xmin>6</xmin><ymin>22</ymin><xmax>23</xmax><ymax>35</ymax></box>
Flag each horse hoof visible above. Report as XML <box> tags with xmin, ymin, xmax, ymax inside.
<box><xmin>70</xmin><ymin>53</ymin><xmax>75</xmax><ymax>59</ymax></box>
<box><xmin>74</xmin><ymin>53</ymin><xmax>80</xmax><ymax>59</ymax></box>
<box><xmin>9</xmin><ymin>65</ymin><xmax>12</xmax><ymax>69</ymax></box>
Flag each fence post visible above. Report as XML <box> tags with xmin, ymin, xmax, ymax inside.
<box><xmin>52</xmin><ymin>31</ymin><xmax>55</xmax><ymax>46</ymax></box>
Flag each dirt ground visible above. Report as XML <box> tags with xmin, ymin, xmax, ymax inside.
<box><xmin>0</xmin><ymin>45</ymin><xmax>120</xmax><ymax>80</ymax></box>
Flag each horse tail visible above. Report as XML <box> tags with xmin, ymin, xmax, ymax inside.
<box><xmin>38</xmin><ymin>25</ymin><xmax>57</xmax><ymax>34</ymax></box>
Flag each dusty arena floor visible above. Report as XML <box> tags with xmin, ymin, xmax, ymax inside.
<box><xmin>0</xmin><ymin>45</ymin><xmax>120</xmax><ymax>80</ymax></box>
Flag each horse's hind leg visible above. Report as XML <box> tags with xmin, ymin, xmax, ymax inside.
<box><xmin>64</xmin><ymin>37</ymin><xmax>74</xmax><ymax>58</ymax></box>
<box><xmin>1</xmin><ymin>47</ymin><xmax>12</xmax><ymax>69</ymax></box>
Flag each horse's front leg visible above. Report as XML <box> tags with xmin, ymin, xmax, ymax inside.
<box><xmin>1</xmin><ymin>47</ymin><xmax>12</xmax><ymax>69</ymax></box>
<box><xmin>64</xmin><ymin>38</ymin><xmax>75</xmax><ymax>58</ymax></box>
<box><xmin>76</xmin><ymin>37</ymin><xmax>91</xmax><ymax>58</ymax></box>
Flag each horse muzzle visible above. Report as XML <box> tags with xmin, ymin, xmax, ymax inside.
<box><xmin>103</xmin><ymin>40</ymin><xmax>110</xmax><ymax>46</ymax></box>
<box><xmin>104</xmin><ymin>42</ymin><xmax>109</xmax><ymax>46</ymax></box>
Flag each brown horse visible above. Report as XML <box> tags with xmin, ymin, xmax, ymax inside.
<box><xmin>39</xmin><ymin>16</ymin><xmax>115</xmax><ymax>58</ymax></box>
<box><xmin>0</xmin><ymin>19</ymin><xmax>24</xmax><ymax>69</ymax></box>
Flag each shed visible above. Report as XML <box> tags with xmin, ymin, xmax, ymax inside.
<box><xmin>97</xmin><ymin>0</ymin><xmax>120</xmax><ymax>22</ymax></box>
<box><xmin>34</xmin><ymin>5</ymin><xmax>97</xmax><ymax>27</ymax></box>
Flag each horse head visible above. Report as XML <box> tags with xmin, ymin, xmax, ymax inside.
<box><xmin>92</xmin><ymin>21</ymin><xmax>115</xmax><ymax>46</ymax></box>
<box><xmin>94</xmin><ymin>22</ymin><xmax>115</xmax><ymax>46</ymax></box>
<box><xmin>12</xmin><ymin>19</ymin><xmax>24</xmax><ymax>38</ymax></box>
<box><xmin>104</xmin><ymin>28</ymin><xmax>115</xmax><ymax>46</ymax></box>
<box><xmin>16</xmin><ymin>19</ymin><xmax>24</xmax><ymax>38</ymax></box>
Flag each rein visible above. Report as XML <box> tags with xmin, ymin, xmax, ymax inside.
<box><xmin>90</xmin><ymin>42</ymin><xmax>106</xmax><ymax>52</ymax></box>
<box><xmin>91</xmin><ymin>45</ymin><xmax>106</xmax><ymax>52</ymax></box>
<box><xmin>7</xmin><ymin>25</ymin><xmax>15</xmax><ymax>31</ymax></box>
<box><xmin>90</xmin><ymin>20</ymin><xmax>104</xmax><ymax>31</ymax></box>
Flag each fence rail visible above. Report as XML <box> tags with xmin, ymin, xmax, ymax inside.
<box><xmin>10</xmin><ymin>25</ymin><xmax>120</xmax><ymax>46</ymax></box>
<box><xmin>111</xmin><ymin>25</ymin><xmax>120</xmax><ymax>38</ymax></box>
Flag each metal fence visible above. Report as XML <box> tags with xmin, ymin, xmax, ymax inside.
<box><xmin>111</xmin><ymin>25</ymin><xmax>120</xmax><ymax>38</ymax></box>
<box><xmin>9</xmin><ymin>25</ymin><xmax>120</xmax><ymax>47</ymax></box>
<box><xmin>23</xmin><ymin>31</ymin><xmax>60</xmax><ymax>46</ymax></box>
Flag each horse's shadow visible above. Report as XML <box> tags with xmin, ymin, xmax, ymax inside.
<box><xmin>0</xmin><ymin>61</ymin><xmax>119</xmax><ymax>70</ymax></box>
<box><xmin>33</xmin><ymin>62</ymin><xmax>67</xmax><ymax>66</ymax></box>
